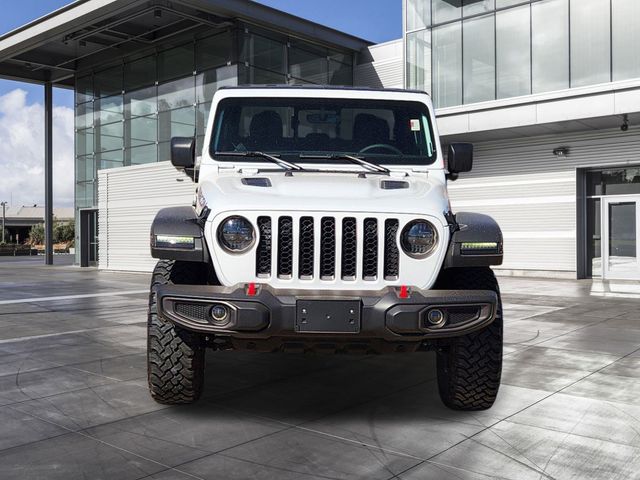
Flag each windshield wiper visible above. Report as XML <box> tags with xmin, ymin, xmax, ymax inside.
<box><xmin>298</xmin><ymin>154</ymin><xmax>390</xmax><ymax>174</ymax></box>
<box><xmin>215</xmin><ymin>151</ymin><xmax>304</xmax><ymax>172</ymax></box>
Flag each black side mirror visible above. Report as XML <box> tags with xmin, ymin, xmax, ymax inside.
<box><xmin>447</xmin><ymin>143</ymin><xmax>473</xmax><ymax>177</ymax></box>
<box><xmin>171</xmin><ymin>137</ymin><xmax>196</xmax><ymax>170</ymax></box>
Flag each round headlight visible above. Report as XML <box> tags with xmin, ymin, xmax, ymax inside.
<box><xmin>217</xmin><ymin>216</ymin><xmax>255</xmax><ymax>253</ymax></box>
<box><xmin>401</xmin><ymin>220</ymin><xmax>438</xmax><ymax>258</ymax></box>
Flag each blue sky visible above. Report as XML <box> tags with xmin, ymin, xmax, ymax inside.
<box><xmin>0</xmin><ymin>0</ymin><xmax>402</xmax><ymax>107</ymax></box>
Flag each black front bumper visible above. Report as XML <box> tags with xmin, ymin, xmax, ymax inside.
<box><xmin>155</xmin><ymin>284</ymin><xmax>498</xmax><ymax>350</ymax></box>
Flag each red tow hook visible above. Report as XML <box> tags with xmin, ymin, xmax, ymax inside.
<box><xmin>398</xmin><ymin>285</ymin><xmax>410</xmax><ymax>299</ymax></box>
<box><xmin>246</xmin><ymin>283</ymin><xmax>258</xmax><ymax>296</ymax></box>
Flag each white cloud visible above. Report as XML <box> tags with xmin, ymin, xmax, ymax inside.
<box><xmin>0</xmin><ymin>89</ymin><xmax>74</xmax><ymax>208</ymax></box>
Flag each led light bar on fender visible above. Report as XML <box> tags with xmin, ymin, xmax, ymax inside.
<box><xmin>154</xmin><ymin>235</ymin><xmax>196</xmax><ymax>250</ymax></box>
<box><xmin>460</xmin><ymin>242</ymin><xmax>501</xmax><ymax>256</ymax></box>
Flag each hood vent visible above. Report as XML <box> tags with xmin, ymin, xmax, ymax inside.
<box><xmin>242</xmin><ymin>178</ymin><xmax>272</xmax><ymax>187</ymax></box>
<box><xmin>380</xmin><ymin>180</ymin><xmax>409</xmax><ymax>190</ymax></box>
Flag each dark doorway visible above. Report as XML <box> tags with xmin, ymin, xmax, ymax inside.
<box><xmin>80</xmin><ymin>209</ymin><xmax>98</xmax><ymax>267</ymax></box>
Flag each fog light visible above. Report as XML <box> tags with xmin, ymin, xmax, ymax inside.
<box><xmin>426</xmin><ymin>309</ymin><xmax>445</xmax><ymax>327</ymax></box>
<box><xmin>211</xmin><ymin>305</ymin><xmax>229</xmax><ymax>324</ymax></box>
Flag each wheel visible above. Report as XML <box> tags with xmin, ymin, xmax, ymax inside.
<box><xmin>435</xmin><ymin>267</ymin><xmax>503</xmax><ymax>411</ymax></box>
<box><xmin>147</xmin><ymin>260</ymin><xmax>207</xmax><ymax>404</ymax></box>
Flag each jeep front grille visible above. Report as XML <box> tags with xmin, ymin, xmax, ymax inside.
<box><xmin>255</xmin><ymin>215</ymin><xmax>400</xmax><ymax>282</ymax></box>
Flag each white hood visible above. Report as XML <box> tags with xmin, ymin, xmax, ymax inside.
<box><xmin>200</xmin><ymin>170</ymin><xmax>451</xmax><ymax>223</ymax></box>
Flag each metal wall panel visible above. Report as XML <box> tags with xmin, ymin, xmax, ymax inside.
<box><xmin>447</xmin><ymin>127</ymin><xmax>640</xmax><ymax>274</ymax></box>
<box><xmin>98</xmin><ymin>162</ymin><xmax>194</xmax><ymax>272</ymax></box>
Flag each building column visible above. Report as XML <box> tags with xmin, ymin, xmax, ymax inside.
<box><xmin>44</xmin><ymin>82</ymin><xmax>53</xmax><ymax>265</ymax></box>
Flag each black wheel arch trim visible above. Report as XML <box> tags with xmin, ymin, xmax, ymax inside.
<box><xmin>150</xmin><ymin>206</ymin><xmax>209</xmax><ymax>263</ymax></box>
<box><xmin>445</xmin><ymin>212</ymin><xmax>503</xmax><ymax>268</ymax></box>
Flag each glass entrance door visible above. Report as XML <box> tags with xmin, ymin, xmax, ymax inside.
<box><xmin>603</xmin><ymin>197</ymin><xmax>640</xmax><ymax>280</ymax></box>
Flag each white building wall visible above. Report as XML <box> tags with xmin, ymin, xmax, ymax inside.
<box><xmin>98</xmin><ymin>162</ymin><xmax>195</xmax><ymax>272</ymax></box>
<box><xmin>355</xmin><ymin>39</ymin><xmax>404</xmax><ymax>89</ymax></box>
<box><xmin>448</xmin><ymin>128</ymin><xmax>640</xmax><ymax>276</ymax></box>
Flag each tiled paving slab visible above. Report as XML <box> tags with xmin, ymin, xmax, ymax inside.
<box><xmin>0</xmin><ymin>260</ymin><xmax>638</xmax><ymax>479</ymax></box>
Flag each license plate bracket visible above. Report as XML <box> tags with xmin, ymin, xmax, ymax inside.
<box><xmin>295</xmin><ymin>300</ymin><xmax>361</xmax><ymax>333</ymax></box>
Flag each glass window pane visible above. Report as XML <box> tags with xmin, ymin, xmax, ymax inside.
<box><xmin>496</xmin><ymin>0</ymin><xmax>526</xmax><ymax>7</ymax></box>
<box><xmin>612</xmin><ymin>0</ymin><xmax>640</xmax><ymax>82</ymax></box>
<box><xmin>328</xmin><ymin>60</ymin><xmax>352</xmax><ymax>86</ymax></box>
<box><xmin>532</xmin><ymin>0</ymin><xmax>569</xmax><ymax>93</ymax></box>
<box><xmin>95</xmin><ymin>94</ymin><xmax>123</xmax><ymax>125</ymax></box>
<box><xmin>407</xmin><ymin>30</ymin><xmax>432</xmax><ymax>92</ymax></box>
<box><xmin>127</xmin><ymin>115</ymin><xmax>157</xmax><ymax>147</ymax></box>
<box><xmin>463</xmin><ymin>15</ymin><xmax>495</xmax><ymax>104</ymax></box>
<box><xmin>238</xmin><ymin>65</ymin><xmax>286</xmax><ymax>85</ymax></box>
<box><xmin>608</xmin><ymin>202</ymin><xmax>637</xmax><ymax>263</ymax></box>
<box><xmin>158</xmin><ymin>141</ymin><xmax>172</xmax><ymax>163</ymax></box>
<box><xmin>587</xmin><ymin>198</ymin><xmax>602</xmax><ymax>277</ymax></box>
<box><xmin>407</xmin><ymin>0</ymin><xmax>431</xmax><ymax>30</ymax></box>
<box><xmin>158</xmin><ymin>43</ymin><xmax>194</xmax><ymax>83</ymax></box>
<box><xmin>124</xmin><ymin>55</ymin><xmax>157</xmax><ymax>91</ymax></box>
<box><xmin>76</xmin><ymin>155</ymin><xmax>95</xmax><ymax>183</ymax></box>
<box><xmin>433</xmin><ymin>0</ymin><xmax>462</xmax><ymax>23</ymax></box>
<box><xmin>570</xmin><ymin>0</ymin><xmax>611</xmax><ymax>87</ymax></box>
<box><xmin>197</xmin><ymin>102</ymin><xmax>211</xmax><ymax>138</ymax></box>
<box><xmin>328</xmin><ymin>50</ymin><xmax>352</xmax><ymax>66</ymax></box>
<box><xmin>289</xmin><ymin>46</ymin><xmax>328</xmax><ymax>84</ymax></box>
<box><xmin>432</xmin><ymin>22</ymin><xmax>462</xmax><ymax>108</ymax></box>
<box><xmin>76</xmin><ymin>129</ymin><xmax>94</xmax><ymax>157</ymax></box>
<box><xmin>196</xmin><ymin>65</ymin><xmax>237</xmax><ymax>104</ymax></box>
<box><xmin>589</xmin><ymin>168</ymin><xmax>640</xmax><ymax>196</ymax></box>
<box><xmin>76</xmin><ymin>101</ymin><xmax>93</xmax><ymax>130</ymax></box>
<box><xmin>158</xmin><ymin>76</ymin><xmax>195</xmax><ymax>112</ymax></box>
<box><xmin>128</xmin><ymin>143</ymin><xmax>158</xmax><ymax>165</ymax></box>
<box><xmin>96</xmin><ymin>150</ymin><xmax>124</xmax><ymax>170</ymax></box>
<box><xmin>76</xmin><ymin>75</ymin><xmax>93</xmax><ymax>104</ymax></box>
<box><xmin>95</xmin><ymin>121</ymin><xmax>124</xmax><ymax>152</ymax></box>
<box><xmin>464</xmin><ymin>0</ymin><xmax>494</xmax><ymax>16</ymax></box>
<box><xmin>196</xmin><ymin>31</ymin><xmax>233</xmax><ymax>71</ymax></box>
<box><xmin>241</xmin><ymin>33</ymin><xmax>285</xmax><ymax>74</ymax></box>
<box><xmin>125</xmin><ymin>85</ymin><xmax>157</xmax><ymax>118</ymax></box>
<box><xmin>496</xmin><ymin>5</ymin><xmax>531</xmax><ymax>99</ymax></box>
<box><xmin>159</xmin><ymin>106</ymin><xmax>196</xmax><ymax>142</ymax></box>
<box><xmin>94</xmin><ymin>65</ymin><xmax>122</xmax><ymax>98</ymax></box>
<box><xmin>76</xmin><ymin>181</ymin><xmax>95</xmax><ymax>208</ymax></box>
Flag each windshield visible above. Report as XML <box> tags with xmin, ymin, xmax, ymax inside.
<box><xmin>211</xmin><ymin>97</ymin><xmax>437</xmax><ymax>166</ymax></box>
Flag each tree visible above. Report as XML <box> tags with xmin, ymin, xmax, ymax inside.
<box><xmin>29</xmin><ymin>220</ymin><xmax>75</xmax><ymax>245</ymax></box>
<box><xmin>54</xmin><ymin>221</ymin><xmax>75</xmax><ymax>243</ymax></box>
<box><xmin>29</xmin><ymin>224</ymin><xmax>45</xmax><ymax>245</ymax></box>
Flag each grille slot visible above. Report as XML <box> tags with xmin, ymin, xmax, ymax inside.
<box><xmin>320</xmin><ymin>217</ymin><xmax>336</xmax><ymax>279</ymax></box>
<box><xmin>254</xmin><ymin>215</ymin><xmax>402</xmax><ymax>283</ymax></box>
<box><xmin>341</xmin><ymin>218</ymin><xmax>357</xmax><ymax>280</ymax></box>
<box><xmin>384</xmin><ymin>219</ymin><xmax>400</xmax><ymax>280</ymax></box>
<box><xmin>299</xmin><ymin>217</ymin><xmax>315</xmax><ymax>279</ymax></box>
<box><xmin>256</xmin><ymin>217</ymin><xmax>272</xmax><ymax>277</ymax></box>
<box><xmin>278</xmin><ymin>217</ymin><xmax>293</xmax><ymax>278</ymax></box>
<box><xmin>362</xmin><ymin>218</ymin><xmax>378</xmax><ymax>281</ymax></box>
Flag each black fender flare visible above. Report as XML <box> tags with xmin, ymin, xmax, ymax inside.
<box><xmin>444</xmin><ymin>212</ymin><xmax>503</xmax><ymax>268</ymax></box>
<box><xmin>150</xmin><ymin>207</ymin><xmax>209</xmax><ymax>263</ymax></box>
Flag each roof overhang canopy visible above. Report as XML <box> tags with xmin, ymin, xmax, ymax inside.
<box><xmin>0</xmin><ymin>0</ymin><xmax>370</xmax><ymax>88</ymax></box>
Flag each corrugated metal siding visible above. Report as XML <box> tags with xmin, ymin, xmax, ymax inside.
<box><xmin>98</xmin><ymin>162</ymin><xmax>195</xmax><ymax>272</ymax></box>
<box><xmin>355</xmin><ymin>40</ymin><xmax>403</xmax><ymax>89</ymax></box>
<box><xmin>447</xmin><ymin>127</ymin><xmax>640</xmax><ymax>273</ymax></box>
<box><xmin>355</xmin><ymin>60</ymin><xmax>403</xmax><ymax>89</ymax></box>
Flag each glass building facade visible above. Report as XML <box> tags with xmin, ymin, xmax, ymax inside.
<box><xmin>405</xmin><ymin>0</ymin><xmax>640</xmax><ymax>108</ymax></box>
<box><xmin>76</xmin><ymin>24</ymin><xmax>354</xmax><ymax>210</ymax></box>
<box><xmin>74</xmin><ymin>24</ymin><xmax>354</xmax><ymax>263</ymax></box>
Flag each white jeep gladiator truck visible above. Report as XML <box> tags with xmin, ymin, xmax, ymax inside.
<box><xmin>148</xmin><ymin>86</ymin><xmax>504</xmax><ymax>410</ymax></box>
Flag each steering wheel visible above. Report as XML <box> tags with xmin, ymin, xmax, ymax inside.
<box><xmin>359</xmin><ymin>143</ymin><xmax>403</xmax><ymax>155</ymax></box>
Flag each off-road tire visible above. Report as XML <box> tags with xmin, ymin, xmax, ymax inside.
<box><xmin>147</xmin><ymin>260</ymin><xmax>206</xmax><ymax>404</ymax></box>
<box><xmin>435</xmin><ymin>267</ymin><xmax>503</xmax><ymax>411</ymax></box>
